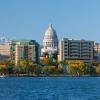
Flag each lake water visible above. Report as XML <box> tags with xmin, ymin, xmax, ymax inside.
<box><xmin>0</xmin><ymin>77</ymin><xmax>100</xmax><ymax>100</ymax></box>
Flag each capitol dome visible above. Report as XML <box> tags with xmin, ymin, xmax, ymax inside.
<box><xmin>44</xmin><ymin>24</ymin><xmax>58</xmax><ymax>40</ymax></box>
<box><xmin>41</xmin><ymin>24</ymin><xmax>58</xmax><ymax>55</ymax></box>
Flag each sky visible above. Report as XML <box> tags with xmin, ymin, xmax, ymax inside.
<box><xmin>0</xmin><ymin>0</ymin><xmax>100</xmax><ymax>44</ymax></box>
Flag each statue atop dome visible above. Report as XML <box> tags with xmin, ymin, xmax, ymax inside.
<box><xmin>49</xmin><ymin>24</ymin><xmax>52</xmax><ymax>28</ymax></box>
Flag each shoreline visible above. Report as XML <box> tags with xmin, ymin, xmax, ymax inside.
<box><xmin>2</xmin><ymin>74</ymin><xmax>100</xmax><ymax>77</ymax></box>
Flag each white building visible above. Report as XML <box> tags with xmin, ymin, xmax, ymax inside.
<box><xmin>41</xmin><ymin>24</ymin><xmax>58</xmax><ymax>56</ymax></box>
<box><xmin>0</xmin><ymin>36</ymin><xmax>11</xmax><ymax>45</ymax></box>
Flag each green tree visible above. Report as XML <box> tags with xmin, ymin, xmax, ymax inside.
<box><xmin>0</xmin><ymin>66</ymin><xmax>7</xmax><ymax>75</ymax></box>
<box><xmin>6</xmin><ymin>60</ymin><xmax>15</xmax><ymax>67</ymax></box>
<box><xmin>7</xmin><ymin>66</ymin><xmax>14</xmax><ymax>74</ymax></box>
<box><xmin>40</xmin><ymin>58</ymin><xmax>55</xmax><ymax>66</ymax></box>
<box><xmin>42</xmin><ymin>66</ymin><xmax>64</xmax><ymax>75</ymax></box>
<box><xmin>58</xmin><ymin>60</ymin><xmax>68</xmax><ymax>74</ymax></box>
<box><xmin>34</xmin><ymin>65</ymin><xmax>42</xmax><ymax>75</ymax></box>
<box><xmin>57</xmin><ymin>66</ymin><xmax>64</xmax><ymax>74</ymax></box>
<box><xmin>85</xmin><ymin>63</ymin><xmax>96</xmax><ymax>75</ymax></box>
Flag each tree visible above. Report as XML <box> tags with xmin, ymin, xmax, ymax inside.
<box><xmin>85</xmin><ymin>63</ymin><xmax>96</xmax><ymax>75</ymax></box>
<box><xmin>5</xmin><ymin>60</ymin><xmax>15</xmax><ymax>74</ymax></box>
<box><xmin>40</xmin><ymin>58</ymin><xmax>55</xmax><ymax>66</ymax></box>
<box><xmin>58</xmin><ymin>60</ymin><xmax>68</xmax><ymax>74</ymax></box>
<box><xmin>0</xmin><ymin>66</ymin><xmax>7</xmax><ymax>75</ymax></box>
<box><xmin>18</xmin><ymin>60</ymin><xmax>29</xmax><ymax>74</ymax></box>
<box><xmin>6</xmin><ymin>60</ymin><xmax>15</xmax><ymax>67</ymax></box>
<box><xmin>67</xmin><ymin>60</ymin><xmax>85</xmax><ymax>76</ymax></box>
<box><xmin>42</xmin><ymin>66</ymin><xmax>64</xmax><ymax>75</ymax></box>
<box><xmin>96</xmin><ymin>65</ymin><xmax>100</xmax><ymax>74</ymax></box>
<box><xmin>57</xmin><ymin>66</ymin><xmax>64</xmax><ymax>74</ymax></box>
<box><xmin>0</xmin><ymin>61</ymin><xmax>8</xmax><ymax>74</ymax></box>
<box><xmin>34</xmin><ymin>65</ymin><xmax>42</xmax><ymax>75</ymax></box>
<box><xmin>7</xmin><ymin>66</ymin><xmax>14</xmax><ymax>74</ymax></box>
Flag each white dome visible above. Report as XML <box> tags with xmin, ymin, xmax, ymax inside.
<box><xmin>41</xmin><ymin>24</ymin><xmax>58</xmax><ymax>55</ymax></box>
<box><xmin>44</xmin><ymin>24</ymin><xmax>58</xmax><ymax>40</ymax></box>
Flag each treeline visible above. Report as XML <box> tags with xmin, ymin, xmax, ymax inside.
<box><xmin>0</xmin><ymin>59</ymin><xmax>64</xmax><ymax>76</ymax></box>
<box><xmin>0</xmin><ymin>59</ymin><xmax>100</xmax><ymax>76</ymax></box>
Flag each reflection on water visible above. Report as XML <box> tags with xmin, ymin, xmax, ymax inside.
<box><xmin>0</xmin><ymin>77</ymin><xmax>100</xmax><ymax>100</ymax></box>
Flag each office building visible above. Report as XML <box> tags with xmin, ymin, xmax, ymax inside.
<box><xmin>94</xmin><ymin>43</ymin><xmax>100</xmax><ymax>61</ymax></box>
<box><xmin>58</xmin><ymin>38</ymin><xmax>94</xmax><ymax>63</ymax></box>
<box><xmin>0</xmin><ymin>44</ymin><xmax>11</xmax><ymax>61</ymax></box>
<box><xmin>10</xmin><ymin>40</ymin><xmax>40</xmax><ymax>65</ymax></box>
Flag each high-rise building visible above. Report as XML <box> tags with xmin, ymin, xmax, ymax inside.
<box><xmin>41</xmin><ymin>24</ymin><xmax>58</xmax><ymax>56</ymax></box>
<box><xmin>58</xmin><ymin>38</ymin><xmax>94</xmax><ymax>63</ymax></box>
<box><xmin>10</xmin><ymin>40</ymin><xmax>40</xmax><ymax>65</ymax></box>
<box><xmin>94</xmin><ymin>43</ymin><xmax>100</xmax><ymax>61</ymax></box>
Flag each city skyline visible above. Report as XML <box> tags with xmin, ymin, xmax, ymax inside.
<box><xmin>0</xmin><ymin>0</ymin><xmax>100</xmax><ymax>43</ymax></box>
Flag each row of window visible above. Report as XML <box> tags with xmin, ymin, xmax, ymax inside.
<box><xmin>44</xmin><ymin>42</ymin><xmax>58</xmax><ymax>47</ymax></box>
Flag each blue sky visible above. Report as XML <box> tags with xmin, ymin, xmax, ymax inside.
<box><xmin>0</xmin><ymin>0</ymin><xmax>100</xmax><ymax>43</ymax></box>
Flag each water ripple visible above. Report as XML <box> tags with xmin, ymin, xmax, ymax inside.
<box><xmin>0</xmin><ymin>77</ymin><xmax>100</xmax><ymax>100</ymax></box>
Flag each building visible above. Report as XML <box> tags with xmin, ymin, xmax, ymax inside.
<box><xmin>94</xmin><ymin>43</ymin><xmax>100</xmax><ymax>61</ymax></box>
<box><xmin>10</xmin><ymin>40</ymin><xmax>40</xmax><ymax>65</ymax></box>
<box><xmin>41</xmin><ymin>24</ymin><xmax>58</xmax><ymax>57</ymax></box>
<box><xmin>0</xmin><ymin>36</ymin><xmax>11</xmax><ymax>61</ymax></box>
<box><xmin>58</xmin><ymin>38</ymin><xmax>94</xmax><ymax>63</ymax></box>
<box><xmin>0</xmin><ymin>36</ymin><xmax>11</xmax><ymax>45</ymax></box>
<box><xmin>0</xmin><ymin>44</ymin><xmax>11</xmax><ymax>61</ymax></box>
